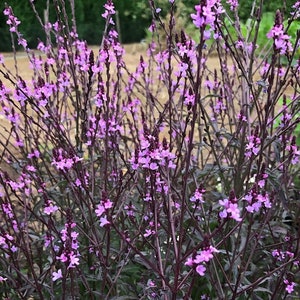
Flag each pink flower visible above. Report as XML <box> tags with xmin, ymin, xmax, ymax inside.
<box><xmin>267</xmin><ymin>24</ymin><xmax>283</xmax><ymax>38</ymax></box>
<box><xmin>57</xmin><ymin>253</ymin><xmax>68</xmax><ymax>263</ymax></box>
<box><xmin>219</xmin><ymin>198</ymin><xmax>241</xmax><ymax>221</ymax></box>
<box><xmin>185</xmin><ymin>257</ymin><xmax>194</xmax><ymax>266</ymax></box>
<box><xmin>27</xmin><ymin>149</ymin><xmax>40</xmax><ymax>159</ymax></box>
<box><xmin>95</xmin><ymin>204</ymin><xmax>105</xmax><ymax>217</ymax></box>
<box><xmin>219</xmin><ymin>209</ymin><xmax>228</xmax><ymax>218</ymax></box>
<box><xmin>226</xmin><ymin>0</ymin><xmax>238</xmax><ymax>10</ymax></box>
<box><xmin>190</xmin><ymin>187</ymin><xmax>206</xmax><ymax>203</ymax></box>
<box><xmin>147</xmin><ymin>279</ymin><xmax>156</xmax><ymax>287</ymax></box>
<box><xmin>68</xmin><ymin>252</ymin><xmax>80</xmax><ymax>268</ymax></box>
<box><xmin>196</xmin><ymin>264</ymin><xmax>206</xmax><ymax>276</ymax></box>
<box><xmin>267</xmin><ymin>17</ymin><xmax>293</xmax><ymax>54</ymax></box>
<box><xmin>44</xmin><ymin>203</ymin><xmax>58</xmax><ymax>215</ymax></box>
<box><xmin>191</xmin><ymin>0</ymin><xmax>224</xmax><ymax>35</ymax></box>
<box><xmin>102</xmin><ymin>0</ymin><xmax>115</xmax><ymax>23</ymax></box>
<box><xmin>104</xmin><ymin>199</ymin><xmax>113</xmax><ymax>209</ymax></box>
<box><xmin>52</xmin><ymin>269</ymin><xmax>62</xmax><ymax>281</ymax></box>
<box><xmin>148</xmin><ymin>22</ymin><xmax>156</xmax><ymax>33</ymax></box>
<box><xmin>245</xmin><ymin>133</ymin><xmax>261</xmax><ymax>157</ymax></box>
<box><xmin>44</xmin><ymin>234</ymin><xmax>54</xmax><ymax>248</ymax></box>
<box><xmin>194</xmin><ymin>249</ymin><xmax>213</xmax><ymax>263</ymax></box>
<box><xmin>149</xmin><ymin>162</ymin><xmax>159</xmax><ymax>170</ymax></box>
<box><xmin>185</xmin><ymin>246</ymin><xmax>218</xmax><ymax>277</ymax></box>
<box><xmin>143</xmin><ymin>229</ymin><xmax>154</xmax><ymax>237</ymax></box>
<box><xmin>184</xmin><ymin>92</ymin><xmax>195</xmax><ymax>106</ymax></box>
<box><xmin>227</xmin><ymin>203</ymin><xmax>242</xmax><ymax>221</ymax></box>
<box><xmin>99</xmin><ymin>216</ymin><xmax>110</xmax><ymax>227</ymax></box>
<box><xmin>3</xmin><ymin>8</ymin><xmax>11</xmax><ymax>16</ymax></box>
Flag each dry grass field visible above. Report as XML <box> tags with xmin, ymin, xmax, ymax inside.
<box><xmin>0</xmin><ymin>43</ymin><xmax>225</xmax><ymax>181</ymax></box>
<box><xmin>0</xmin><ymin>43</ymin><xmax>222</xmax><ymax>82</ymax></box>
<box><xmin>0</xmin><ymin>43</ymin><xmax>295</xmax><ymax>158</ymax></box>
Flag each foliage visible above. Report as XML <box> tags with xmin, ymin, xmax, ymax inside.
<box><xmin>0</xmin><ymin>0</ymin><xmax>300</xmax><ymax>299</ymax></box>
<box><xmin>236</xmin><ymin>0</ymin><xmax>297</xmax><ymax>22</ymax></box>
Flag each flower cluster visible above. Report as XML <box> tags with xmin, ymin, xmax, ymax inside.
<box><xmin>226</xmin><ymin>0</ymin><xmax>238</xmax><ymax>11</ymax></box>
<box><xmin>286</xmin><ymin>136</ymin><xmax>300</xmax><ymax>165</ymax></box>
<box><xmin>129</xmin><ymin>134</ymin><xmax>176</xmax><ymax>172</ymax></box>
<box><xmin>3</xmin><ymin>5</ymin><xmax>27</xmax><ymax>48</ymax></box>
<box><xmin>0</xmin><ymin>229</ymin><xmax>17</xmax><ymax>254</ymax></box>
<box><xmin>1</xmin><ymin>200</ymin><xmax>19</xmax><ymax>232</ymax></box>
<box><xmin>185</xmin><ymin>245</ymin><xmax>219</xmax><ymax>276</ymax></box>
<box><xmin>102</xmin><ymin>0</ymin><xmax>115</xmax><ymax>24</ymax></box>
<box><xmin>5</xmin><ymin>170</ymin><xmax>33</xmax><ymax>197</ymax></box>
<box><xmin>272</xmin><ymin>249</ymin><xmax>294</xmax><ymax>262</ymax></box>
<box><xmin>245</xmin><ymin>128</ymin><xmax>261</xmax><ymax>158</ymax></box>
<box><xmin>291</xmin><ymin>1</ymin><xmax>300</xmax><ymax>18</ymax></box>
<box><xmin>143</xmin><ymin>221</ymin><xmax>157</xmax><ymax>238</ymax></box>
<box><xmin>272</xmin><ymin>247</ymin><xmax>298</xmax><ymax>294</ymax></box>
<box><xmin>44</xmin><ymin>199</ymin><xmax>59</xmax><ymax>215</ymax></box>
<box><xmin>190</xmin><ymin>186</ymin><xmax>206</xmax><ymax>204</ymax></box>
<box><xmin>278</xmin><ymin>100</ymin><xmax>293</xmax><ymax>129</ymax></box>
<box><xmin>191</xmin><ymin>0</ymin><xmax>224</xmax><ymax>39</ymax></box>
<box><xmin>244</xmin><ymin>188</ymin><xmax>272</xmax><ymax>212</ymax></box>
<box><xmin>219</xmin><ymin>196</ymin><xmax>242</xmax><ymax>222</ymax></box>
<box><xmin>218</xmin><ymin>190</ymin><xmax>242</xmax><ymax>221</ymax></box>
<box><xmin>190</xmin><ymin>186</ymin><xmax>206</xmax><ymax>212</ymax></box>
<box><xmin>267</xmin><ymin>10</ymin><xmax>293</xmax><ymax>55</ymax></box>
<box><xmin>52</xmin><ymin>148</ymin><xmax>83</xmax><ymax>171</ymax></box>
<box><xmin>3</xmin><ymin>6</ymin><xmax>20</xmax><ymax>33</ymax></box>
<box><xmin>95</xmin><ymin>195</ymin><xmax>113</xmax><ymax>227</ymax></box>
<box><xmin>210</xmin><ymin>96</ymin><xmax>226</xmax><ymax>121</ymax></box>
<box><xmin>56</xmin><ymin>212</ymin><xmax>80</xmax><ymax>270</ymax></box>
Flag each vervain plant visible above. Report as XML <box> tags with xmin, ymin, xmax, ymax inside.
<box><xmin>0</xmin><ymin>0</ymin><xmax>299</xmax><ymax>299</ymax></box>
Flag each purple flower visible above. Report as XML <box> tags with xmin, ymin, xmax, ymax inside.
<box><xmin>284</xmin><ymin>279</ymin><xmax>296</xmax><ymax>294</ymax></box>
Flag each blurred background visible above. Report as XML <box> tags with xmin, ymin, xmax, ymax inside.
<box><xmin>0</xmin><ymin>0</ymin><xmax>297</xmax><ymax>51</ymax></box>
